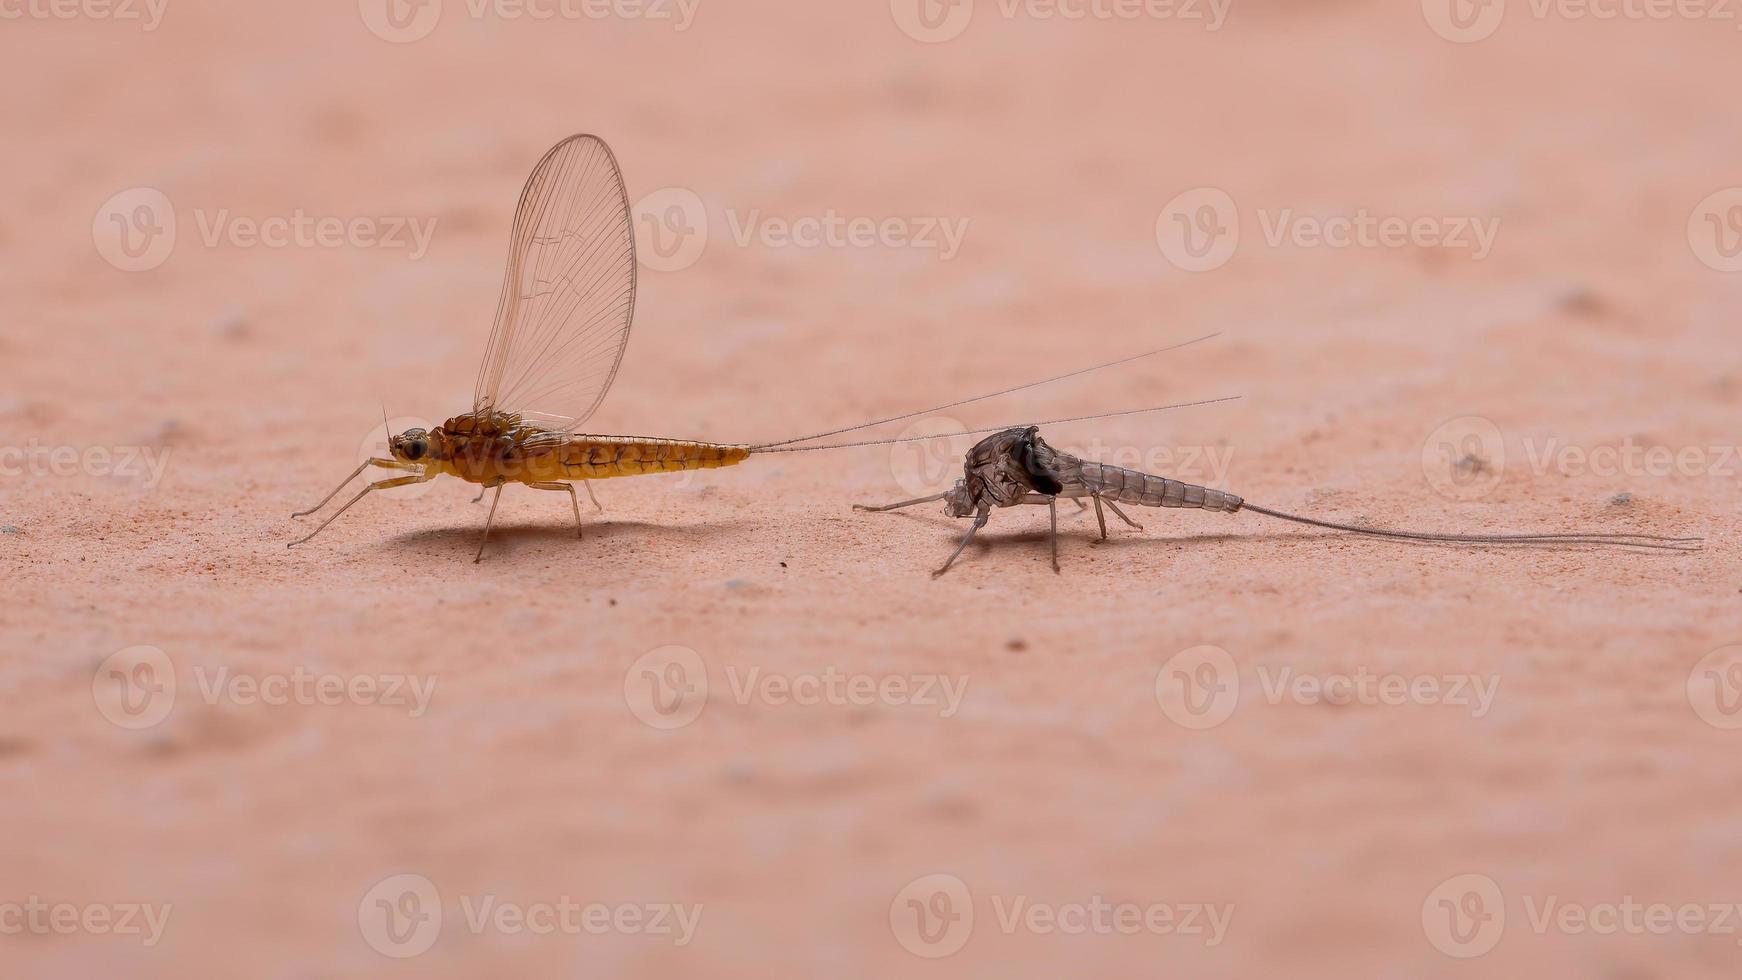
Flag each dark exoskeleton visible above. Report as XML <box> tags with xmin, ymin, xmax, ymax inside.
<box><xmin>857</xmin><ymin>426</ymin><xmax>1701</xmax><ymax>577</ymax></box>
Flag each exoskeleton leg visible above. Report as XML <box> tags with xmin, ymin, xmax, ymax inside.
<box><xmin>933</xmin><ymin>511</ymin><xmax>990</xmax><ymax>579</ymax></box>
<box><xmin>287</xmin><ymin>471</ymin><xmax>434</xmax><ymax>547</ymax></box>
<box><xmin>1092</xmin><ymin>497</ymin><xmax>1108</xmax><ymax>541</ymax></box>
<box><xmin>475</xmin><ymin>484</ymin><xmax>505</xmax><ymax>563</ymax></box>
<box><xmin>582</xmin><ymin>482</ymin><xmax>602</xmax><ymax>513</ymax></box>
<box><xmin>1048</xmin><ymin>497</ymin><xmax>1060</xmax><ymax>573</ymax></box>
<box><xmin>1102</xmin><ymin>497</ymin><xmax>1143</xmax><ymax>531</ymax></box>
<box><xmin>854</xmin><ymin>492</ymin><xmax>949</xmax><ymax>514</ymax></box>
<box><xmin>292</xmin><ymin>458</ymin><xmax>421</xmax><ymax>518</ymax></box>
<box><xmin>529</xmin><ymin>481</ymin><xmax>585</xmax><ymax>539</ymax></box>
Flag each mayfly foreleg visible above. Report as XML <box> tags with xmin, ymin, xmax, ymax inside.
<box><xmin>475</xmin><ymin>484</ymin><xmax>505</xmax><ymax>563</ymax></box>
<box><xmin>854</xmin><ymin>492</ymin><xmax>951</xmax><ymax>514</ymax></box>
<box><xmin>292</xmin><ymin>458</ymin><xmax>421</xmax><ymax>518</ymax></box>
<box><xmin>287</xmin><ymin>471</ymin><xmax>434</xmax><ymax>547</ymax></box>
<box><xmin>529</xmin><ymin>481</ymin><xmax>585</xmax><ymax>538</ymax></box>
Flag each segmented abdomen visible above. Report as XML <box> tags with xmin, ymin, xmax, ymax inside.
<box><xmin>551</xmin><ymin>438</ymin><xmax>751</xmax><ymax>480</ymax></box>
<box><xmin>1075</xmin><ymin>461</ymin><xmax>1244</xmax><ymax>512</ymax></box>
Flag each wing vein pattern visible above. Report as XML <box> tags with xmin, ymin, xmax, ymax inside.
<box><xmin>473</xmin><ymin>134</ymin><xmax>638</xmax><ymax>432</ymax></box>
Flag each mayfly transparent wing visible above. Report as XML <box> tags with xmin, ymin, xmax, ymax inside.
<box><xmin>473</xmin><ymin>134</ymin><xmax>637</xmax><ymax>431</ymax></box>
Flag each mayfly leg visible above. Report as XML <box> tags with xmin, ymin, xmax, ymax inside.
<box><xmin>475</xmin><ymin>484</ymin><xmax>505</xmax><ymax>563</ymax></box>
<box><xmin>476</xmin><ymin>481</ymin><xmax>602</xmax><ymax>514</ymax></box>
<box><xmin>292</xmin><ymin>458</ymin><xmax>420</xmax><ymax>518</ymax></box>
<box><xmin>287</xmin><ymin>470</ymin><xmax>434</xmax><ymax>547</ymax></box>
<box><xmin>529</xmin><ymin>482</ymin><xmax>585</xmax><ymax>538</ymax></box>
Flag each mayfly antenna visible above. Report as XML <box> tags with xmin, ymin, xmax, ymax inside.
<box><xmin>751</xmin><ymin>332</ymin><xmax>1220</xmax><ymax>452</ymax></box>
<box><xmin>753</xmin><ymin>395</ymin><xmax>1242</xmax><ymax>453</ymax></box>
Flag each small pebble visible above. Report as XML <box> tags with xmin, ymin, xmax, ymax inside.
<box><xmin>0</xmin><ymin>526</ymin><xmax>17</xmax><ymax>535</ymax></box>
<box><xmin>1610</xmin><ymin>493</ymin><xmax>1633</xmax><ymax>506</ymax></box>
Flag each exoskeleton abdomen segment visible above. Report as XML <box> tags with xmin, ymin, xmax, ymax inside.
<box><xmin>1078</xmin><ymin>461</ymin><xmax>1244</xmax><ymax>513</ymax></box>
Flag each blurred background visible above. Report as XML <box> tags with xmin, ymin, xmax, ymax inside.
<box><xmin>3</xmin><ymin>1</ymin><xmax>1740</xmax><ymax>976</ymax></box>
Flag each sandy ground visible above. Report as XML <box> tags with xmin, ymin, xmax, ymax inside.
<box><xmin>4</xmin><ymin>1</ymin><xmax>1742</xmax><ymax>976</ymax></box>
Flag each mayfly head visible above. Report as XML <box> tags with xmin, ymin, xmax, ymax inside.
<box><xmin>388</xmin><ymin>427</ymin><xmax>438</xmax><ymax>464</ymax></box>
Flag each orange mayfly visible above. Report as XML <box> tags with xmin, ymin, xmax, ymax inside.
<box><xmin>286</xmin><ymin>134</ymin><xmax>1228</xmax><ymax>561</ymax></box>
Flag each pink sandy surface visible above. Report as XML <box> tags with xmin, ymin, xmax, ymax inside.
<box><xmin>3</xmin><ymin>1</ymin><xmax>1741</xmax><ymax>976</ymax></box>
